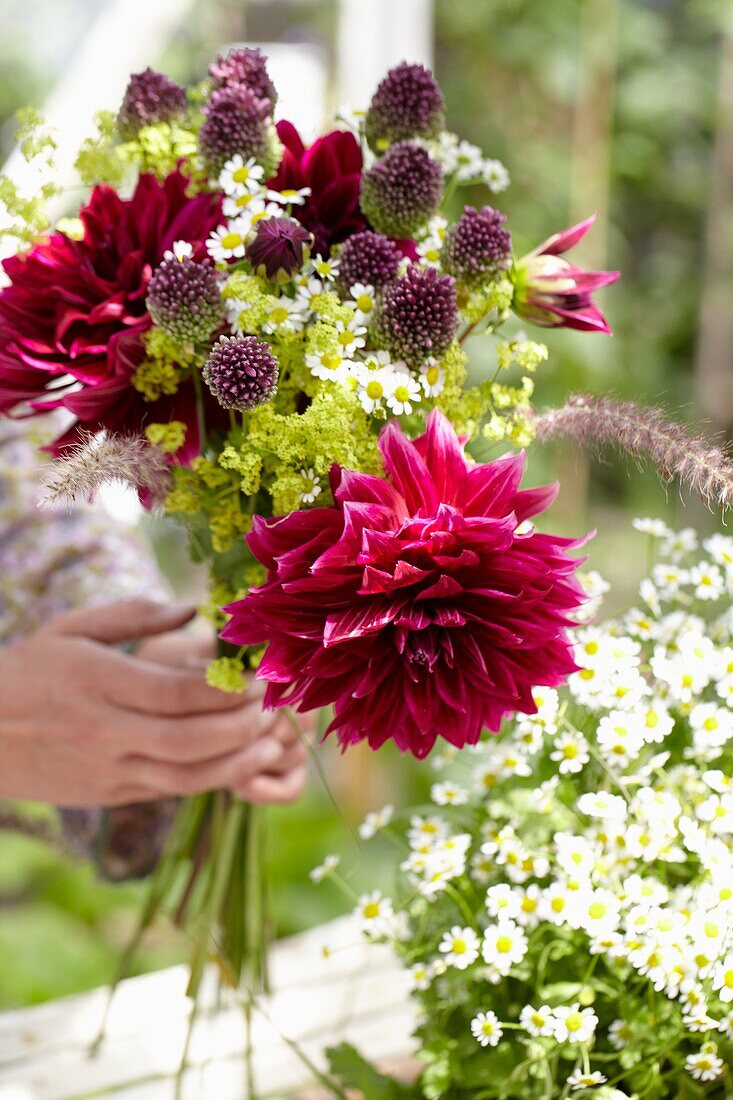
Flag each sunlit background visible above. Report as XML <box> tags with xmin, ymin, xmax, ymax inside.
<box><xmin>1</xmin><ymin>0</ymin><xmax>732</xmax><ymax>1009</ymax></box>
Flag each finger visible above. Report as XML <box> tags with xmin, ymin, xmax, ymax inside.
<box><xmin>115</xmin><ymin>701</ymin><xmax>283</xmax><ymax>762</ymax></box>
<box><xmin>126</xmin><ymin>737</ymin><xmax>285</xmax><ymax>797</ymax></box>
<box><xmin>234</xmin><ymin>764</ymin><xmax>308</xmax><ymax>805</ymax></box>
<box><xmin>135</xmin><ymin>630</ymin><xmax>217</xmax><ymax>669</ymax></box>
<box><xmin>97</xmin><ymin>648</ymin><xmax>252</xmax><ymax>717</ymax></box>
<box><xmin>44</xmin><ymin>598</ymin><xmax>198</xmax><ymax>645</ymax></box>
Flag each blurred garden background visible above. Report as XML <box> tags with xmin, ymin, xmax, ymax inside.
<box><xmin>1</xmin><ymin>0</ymin><xmax>732</xmax><ymax>1010</ymax></box>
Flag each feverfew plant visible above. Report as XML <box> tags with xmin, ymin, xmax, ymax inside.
<box><xmin>317</xmin><ymin>522</ymin><xmax>733</xmax><ymax>1098</ymax></box>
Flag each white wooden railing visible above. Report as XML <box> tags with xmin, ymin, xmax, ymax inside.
<box><xmin>0</xmin><ymin>917</ymin><xmax>415</xmax><ymax>1099</ymax></box>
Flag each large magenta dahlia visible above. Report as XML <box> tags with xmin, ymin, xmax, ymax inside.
<box><xmin>0</xmin><ymin>170</ymin><xmax>223</xmax><ymax>459</ymax></box>
<box><xmin>222</xmin><ymin>411</ymin><xmax>587</xmax><ymax>758</ymax></box>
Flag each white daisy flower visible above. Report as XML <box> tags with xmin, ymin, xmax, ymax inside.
<box><xmin>219</xmin><ymin>154</ymin><xmax>265</xmax><ymax>195</ymax></box>
<box><xmin>163</xmin><ymin>239</ymin><xmax>194</xmax><ymax>262</ymax></box>
<box><xmin>419</xmin><ymin>358</ymin><xmax>446</xmax><ymax>397</ymax></box>
<box><xmin>311</xmin><ymin>255</ymin><xmax>340</xmax><ymax>282</ymax></box>
<box><xmin>206</xmin><ymin>221</ymin><xmax>248</xmax><ymax>261</ymax></box>
<box><xmin>386</xmin><ymin>372</ymin><xmax>422</xmax><ymax>416</ymax></box>
<box><xmin>608</xmin><ymin>1018</ymin><xmax>633</xmax><ymax>1050</ymax></box>
<box><xmin>309</xmin><ymin>854</ymin><xmax>340</xmax><ymax>883</ymax></box>
<box><xmin>306</xmin><ymin>348</ymin><xmax>350</xmax><ymax>384</ymax></box>
<box><xmin>519</xmin><ymin>1003</ymin><xmax>555</xmax><ymax>1037</ymax></box>
<box><xmin>481</xmin><ymin>919</ymin><xmax>528</xmax><ymax>974</ymax></box>
<box><xmin>408</xmin><ymin>961</ymin><xmax>432</xmax><ymax>991</ymax></box>
<box><xmin>359</xmin><ymin>804</ymin><xmax>394</xmax><ymax>840</ymax></box>
<box><xmin>266</xmin><ymin>185</ymin><xmax>312</xmax><ymax>206</ymax></box>
<box><xmin>439</xmin><ymin>925</ymin><xmax>480</xmax><ymax>969</ymax></box>
<box><xmin>431</xmin><ymin>781</ymin><xmax>469</xmax><ymax>806</ymax></box>
<box><xmin>567</xmin><ymin>1070</ymin><xmax>607</xmax><ymax>1091</ymax></box>
<box><xmin>470</xmin><ymin>1010</ymin><xmax>503</xmax><ymax>1047</ymax></box>
<box><xmin>348</xmin><ymin>283</ymin><xmax>376</xmax><ymax>324</ymax></box>
<box><xmin>355</xmin><ymin>890</ymin><xmax>394</xmax><ymax>935</ymax></box>
<box><xmin>552</xmin><ymin>1004</ymin><xmax>598</xmax><ymax>1044</ymax></box>
<box><xmin>632</xmin><ymin>517</ymin><xmax>671</xmax><ymax>538</ymax></box>
<box><xmin>550</xmin><ymin>731</ymin><xmax>590</xmax><ymax>774</ymax></box>
<box><xmin>298</xmin><ymin>468</ymin><xmax>322</xmax><ymax>505</ymax></box>
<box><xmin>685</xmin><ymin>1050</ymin><xmax>723</xmax><ymax>1082</ymax></box>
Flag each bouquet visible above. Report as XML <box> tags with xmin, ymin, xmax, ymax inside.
<box><xmin>2</xmin><ymin>46</ymin><xmax>693</xmax><ymax>1011</ymax></box>
<box><xmin>317</xmin><ymin>521</ymin><xmax>733</xmax><ymax>1098</ymax></box>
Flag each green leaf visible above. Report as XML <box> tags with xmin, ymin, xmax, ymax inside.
<box><xmin>326</xmin><ymin>1043</ymin><xmax>420</xmax><ymax>1099</ymax></box>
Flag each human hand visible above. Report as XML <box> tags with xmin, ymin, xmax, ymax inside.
<box><xmin>0</xmin><ymin>600</ymin><xmax>307</xmax><ymax>807</ymax></box>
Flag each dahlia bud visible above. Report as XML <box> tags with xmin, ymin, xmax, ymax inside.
<box><xmin>147</xmin><ymin>253</ymin><xmax>225</xmax><ymax>344</ymax></box>
<box><xmin>209</xmin><ymin>47</ymin><xmax>277</xmax><ymax>110</ymax></box>
<box><xmin>203</xmin><ymin>334</ymin><xmax>279</xmax><ymax>411</ymax></box>
<box><xmin>200</xmin><ymin>85</ymin><xmax>280</xmax><ymax>177</ymax></box>
<box><xmin>338</xmin><ymin>230</ymin><xmax>402</xmax><ymax>292</ymax></box>
<box><xmin>365</xmin><ymin>62</ymin><xmax>445</xmax><ymax>152</ymax></box>
<box><xmin>117</xmin><ymin>68</ymin><xmax>187</xmax><ymax>140</ymax></box>
<box><xmin>245</xmin><ymin>216</ymin><xmax>312</xmax><ymax>284</ymax></box>
<box><xmin>441</xmin><ymin>205</ymin><xmax>512</xmax><ymax>288</ymax></box>
<box><xmin>360</xmin><ymin>141</ymin><xmax>443</xmax><ymax>239</ymax></box>
<box><xmin>375</xmin><ymin>264</ymin><xmax>458</xmax><ymax>366</ymax></box>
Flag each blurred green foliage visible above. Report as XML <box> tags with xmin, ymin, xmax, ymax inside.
<box><xmin>1</xmin><ymin>0</ymin><xmax>732</xmax><ymax>1011</ymax></box>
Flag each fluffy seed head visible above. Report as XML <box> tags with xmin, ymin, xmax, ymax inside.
<box><xmin>337</xmin><ymin>230</ymin><xmax>403</xmax><ymax>291</ymax></box>
<box><xmin>441</xmin><ymin>205</ymin><xmax>512</xmax><ymax>287</ymax></box>
<box><xmin>199</xmin><ymin>86</ymin><xmax>277</xmax><ymax>177</ymax></box>
<box><xmin>203</xmin><ymin>334</ymin><xmax>279</xmax><ymax>411</ymax></box>
<box><xmin>365</xmin><ymin>61</ymin><xmax>445</xmax><ymax>151</ymax></box>
<box><xmin>209</xmin><ymin>47</ymin><xmax>277</xmax><ymax>109</ymax></box>
<box><xmin>245</xmin><ymin>216</ymin><xmax>312</xmax><ymax>283</ymax></box>
<box><xmin>117</xmin><ymin>68</ymin><xmax>187</xmax><ymax>140</ymax></box>
<box><xmin>147</xmin><ymin>255</ymin><xmax>224</xmax><ymax>343</ymax></box>
<box><xmin>42</xmin><ymin>432</ymin><xmax>173</xmax><ymax>508</ymax></box>
<box><xmin>375</xmin><ymin>264</ymin><xmax>458</xmax><ymax>366</ymax></box>
<box><xmin>360</xmin><ymin>141</ymin><xmax>443</xmax><ymax>238</ymax></box>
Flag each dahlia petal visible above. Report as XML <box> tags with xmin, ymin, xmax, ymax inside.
<box><xmin>538</xmin><ymin>213</ymin><xmax>596</xmax><ymax>257</ymax></box>
<box><xmin>378</xmin><ymin>418</ymin><xmax>439</xmax><ymax>513</ymax></box>
<box><xmin>419</xmin><ymin>409</ymin><xmax>469</xmax><ymax>503</ymax></box>
<box><xmin>323</xmin><ymin>598</ymin><xmax>402</xmax><ymax>646</ymax></box>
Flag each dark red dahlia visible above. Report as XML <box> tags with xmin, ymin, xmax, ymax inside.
<box><xmin>222</xmin><ymin>411</ymin><xmax>587</xmax><ymax>759</ymax></box>
<box><xmin>0</xmin><ymin>170</ymin><xmax>224</xmax><ymax>460</ymax></box>
<box><xmin>268</xmin><ymin>120</ymin><xmax>367</xmax><ymax>255</ymax></box>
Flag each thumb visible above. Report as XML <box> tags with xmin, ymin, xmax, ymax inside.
<box><xmin>44</xmin><ymin>599</ymin><xmax>198</xmax><ymax>645</ymax></box>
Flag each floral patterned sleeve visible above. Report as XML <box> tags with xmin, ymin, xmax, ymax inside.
<box><xmin>0</xmin><ymin>421</ymin><xmax>168</xmax><ymax>644</ymax></box>
<box><xmin>0</xmin><ymin>421</ymin><xmax>176</xmax><ymax>879</ymax></box>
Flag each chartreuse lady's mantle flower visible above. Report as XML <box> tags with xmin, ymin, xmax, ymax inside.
<box><xmin>222</xmin><ymin>409</ymin><xmax>587</xmax><ymax>758</ymax></box>
<box><xmin>512</xmin><ymin>214</ymin><xmax>619</xmax><ymax>333</ymax></box>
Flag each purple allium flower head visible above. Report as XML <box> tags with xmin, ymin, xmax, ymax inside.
<box><xmin>441</xmin><ymin>205</ymin><xmax>512</xmax><ymax>288</ymax></box>
<box><xmin>203</xmin><ymin>334</ymin><xmax>279</xmax><ymax>411</ymax></box>
<box><xmin>360</xmin><ymin>141</ymin><xmax>443</xmax><ymax>239</ymax></box>
<box><xmin>117</xmin><ymin>68</ymin><xmax>187</xmax><ymax>140</ymax></box>
<box><xmin>200</xmin><ymin>85</ymin><xmax>276</xmax><ymax>177</ymax></box>
<box><xmin>375</xmin><ymin>264</ymin><xmax>458</xmax><ymax>366</ymax></box>
<box><xmin>338</xmin><ymin>230</ymin><xmax>403</xmax><ymax>291</ymax></box>
<box><xmin>147</xmin><ymin>254</ymin><xmax>224</xmax><ymax>343</ymax></box>
<box><xmin>209</xmin><ymin>46</ymin><xmax>277</xmax><ymax>109</ymax></box>
<box><xmin>365</xmin><ymin>61</ymin><xmax>445</xmax><ymax>152</ymax></box>
<box><xmin>245</xmin><ymin>215</ymin><xmax>313</xmax><ymax>283</ymax></box>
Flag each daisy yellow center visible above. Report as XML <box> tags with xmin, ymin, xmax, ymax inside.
<box><xmin>394</xmin><ymin>384</ymin><xmax>411</xmax><ymax>402</ymax></box>
<box><xmin>270</xmin><ymin>306</ymin><xmax>289</xmax><ymax>324</ymax></box>
<box><xmin>531</xmin><ymin>1013</ymin><xmax>546</xmax><ymax>1029</ymax></box>
<box><xmin>725</xmin><ymin>970</ymin><xmax>733</xmax><ymax>988</ymax></box>
<box><xmin>366</xmin><ymin>380</ymin><xmax>384</xmax><ymax>400</ymax></box>
<box><xmin>338</xmin><ymin>331</ymin><xmax>355</xmax><ymax>347</ymax></box>
<box><xmin>551</xmin><ymin>897</ymin><xmax>565</xmax><ymax>912</ymax></box>
<box><xmin>521</xmin><ymin>897</ymin><xmax>537</xmax><ymax>913</ymax></box>
<box><xmin>646</xmin><ymin>711</ymin><xmax>659</xmax><ymax>727</ymax></box>
<box><xmin>584</xmin><ymin>641</ymin><xmax>599</xmax><ymax>655</ymax></box>
<box><xmin>496</xmin><ymin>935</ymin><xmax>513</xmax><ymax>953</ymax></box>
<box><xmin>233</xmin><ymin>166</ymin><xmax>252</xmax><ymax>183</ymax></box>
<box><xmin>704</xmin><ymin>921</ymin><xmax>720</xmax><ymax>938</ymax></box>
<box><xmin>356</xmin><ymin>293</ymin><xmax>373</xmax><ymax>312</ymax></box>
<box><xmin>280</xmin><ymin>189</ymin><xmax>300</xmax><ymax>199</ymax></box>
<box><xmin>234</xmin><ymin>193</ymin><xmax>254</xmax><ymax>208</ymax></box>
<box><xmin>588</xmin><ymin>902</ymin><xmax>607</xmax><ymax>920</ymax></box>
<box><xmin>452</xmin><ymin>939</ymin><xmax>467</xmax><ymax>954</ymax></box>
<box><xmin>704</xmin><ymin>717</ymin><xmax>719</xmax><ymax>731</ymax></box>
<box><xmin>425</xmin><ymin>366</ymin><xmax>440</xmax><ymax>385</ymax></box>
<box><xmin>565</xmin><ymin>1012</ymin><xmax>583</xmax><ymax>1033</ymax></box>
<box><xmin>321</xmin><ymin>353</ymin><xmax>341</xmax><ymax>371</ymax></box>
<box><xmin>563</xmin><ymin>743</ymin><xmax>579</xmax><ymax>759</ymax></box>
<box><xmin>363</xmin><ymin>902</ymin><xmax>380</xmax><ymax>919</ymax></box>
<box><xmin>221</xmin><ymin>232</ymin><xmax>243</xmax><ymax>249</ymax></box>
<box><xmin>482</xmin><ymin>1021</ymin><xmax>496</xmax><ymax>1035</ymax></box>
